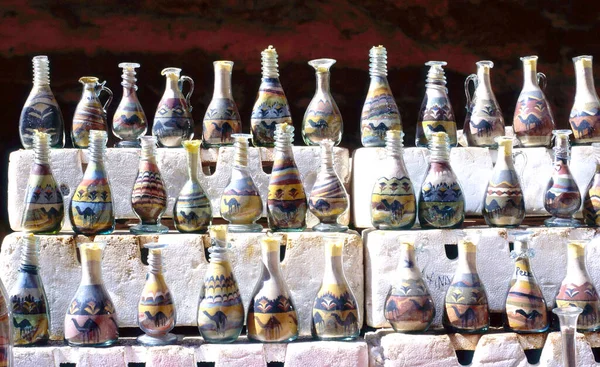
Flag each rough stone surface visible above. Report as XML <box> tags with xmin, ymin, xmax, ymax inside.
<box><xmin>352</xmin><ymin>146</ymin><xmax>595</xmax><ymax>228</ymax></box>
<box><xmin>470</xmin><ymin>333</ymin><xmax>528</xmax><ymax>367</ymax></box>
<box><xmin>75</xmin><ymin>346</ymin><xmax>127</xmax><ymax>367</ymax></box>
<box><xmin>145</xmin><ymin>345</ymin><xmax>195</xmax><ymax>367</ymax></box>
<box><xmin>363</xmin><ymin>227</ymin><xmax>598</xmax><ymax>328</ymax></box>
<box><xmin>538</xmin><ymin>332</ymin><xmax>596</xmax><ymax>367</ymax></box>
<box><xmin>284</xmin><ymin>340</ymin><xmax>368</xmax><ymax>367</ymax></box>
<box><xmin>0</xmin><ymin>230</ymin><xmax>363</xmax><ymax>339</ymax></box>
<box><xmin>379</xmin><ymin>332</ymin><xmax>459</xmax><ymax>366</ymax></box>
<box><xmin>8</xmin><ymin>146</ymin><xmax>350</xmax><ymax>231</ymax></box>
<box><xmin>13</xmin><ymin>346</ymin><xmax>56</xmax><ymax>367</ymax></box>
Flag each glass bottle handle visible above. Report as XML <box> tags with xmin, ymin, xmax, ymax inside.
<box><xmin>537</xmin><ymin>72</ymin><xmax>547</xmax><ymax>90</ymax></box>
<box><xmin>464</xmin><ymin>74</ymin><xmax>477</xmax><ymax>109</ymax></box>
<box><xmin>99</xmin><ymin>84</ymin><xmax>113</xmax><ymax>112</ymax></box>
<box><xmin>180</xmin><ymin>75</ymin><xmax>195</xmax><ymax>112</ymax></box>
<box><xmin>512</xmin><ymin>150</ymin><xmax>528</xmax><ymax>179</ymax></box>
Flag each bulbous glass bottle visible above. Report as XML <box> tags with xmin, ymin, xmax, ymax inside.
<box><xmin>463</xmin><ymin>61</ymin><xmax>505</xmax><ymax>147</ymax></box>
<box><xmin>220</xmin><ymin>134</ymin><xmax>263</xmax><ymax>233</ymax></box>
<box><xmin>503</xmin><ymin>231</ymin><xmax>549</xmax><ymax>333</ymax></box>
<box><xmin>137</xmin><ymin>243</ymin><xmax>177</xmax><ymax>346</ymax></box>
<box><xmin>153</xmin><ymin>67</ymin><xmax>194</xmax><ymax>147</ymax></box>
<box><xmin>70</xmin><ymin>130</ymin><xmax>115</xmax><ymax>235</ymax></box>
<box><xmin>371</xmin><ymin>130</ymin><xmax>416</xmax><ymax>229</ymax></box>
<box><xmin>513</xmin><ymin>56</ymin><xmax>555</xmax><ymax>147</ymax></box>
<box><xmin>0</xmin><ymin>274</ymin><xmax>12</xmax><ymax>366</ymax></box>
<box><xmin>360</xmin><ymin>45</ymin><xmax>402</xmax><ymax>147</ymax></box>
<box><xmin>544</xmin><ymin>130</ymin><xmax>581</xmax><ymax>227</ymax></box>
<box><xmin>72</xmin><ymin>77</ymin><xmax>113</xmax><ymax>149</ymax></box>
<box><xmin>312</xmin><ymin>234</ymin><xmax>360</xmax><ymax>341</ymax></box>
<box><xmin>21</xmin><ymin>131</ymin><xmax>64</xmax><ymax>234</ymax></box>
<box><xmin>202</xmin><ymin>61</ymin><xmax>242</xmax><ymax>147</ymax></box>
<box><xmin>302</xmin><ymin>59</ymin><xmax>343</xmax><ymax>146</ymax></box>
<box><xmin>247</xmin><ymin>234</ymin><xmax>298</xmax><ymax>343</ymax></box>
<box><xmin>112</xmin><ymin>62</ymin><xmax>147</xmax><ymax>148</ymax></box>
<box><xmin>251</xmin><ymin>46</ymin><xmax>291</xmax><ymax>147</ymax></box>
<box><xmin>583</xmin><ymin>143</ymin><xmax>600</xmax><ymax>226</ymax></box>
<box><xmin>267</xmin><ymin>123</ymin><xmax>307</xmax><ymax>231</ymax></box>
<box><xmin>173</xmin><ymin>140</ymin><xmax>212</xmax><ymax>233</ymax></box>
<box><xmin>131</xmin><ymin>136</ymin><xmax>168</xmax><ymax>234</ymax></box>
<box><xmin>482</xmin><ymin>136</ymin><xmax>526</xmax><ymax>227</ymax></box>
<box><xmin>418</xmin><ymin>132</ymin><xmax>464</xmax><ymax>229</ymax></box>
<box><xmin>197</xmin><ymin>225</ymin><xmax>244</xmax><ymax>343</ymax></box>
<box><xmin>570</xmin><ymin>56</ymin><xmax>600</xmax><ymax>144</ymax></box>
<box><xmin>19</xmin><ymin>55</ymin><xmax>64</xmax><ymax>149</ymax></box>
<box><xmin>9</xmin><ymin>234</ymin><xmax>49</xmax><ymax>346</ymax></box>
<box><xmin>416</xmin><ymin>61</ymin><xmax>457</xmax><ymax>147</ymax></box>
<box><xmin>443</xmin><ymin>237</ymin><xmax>489</xmax><ymax>333</ymax></box>
<box><xmin>556</xmin><ymin>240</ymin><xmax>600</xmax><ymax>332</ymax></box>
<box><xmin>384</xmin><ymin>239</ymin><xmax>434</xmax><ymax>333</ymax></box>
<box><xmin>64</xmin><ymin>242</ymin><xmax>118</xmax><ymax>347</ymax></box>
<box><xmin>308</xmin><ymin>139</ymin><xmax>349</xmax><ymax>232</ymax></box>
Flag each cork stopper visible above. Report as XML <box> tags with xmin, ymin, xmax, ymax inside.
<box><xmin>182</xmin><ymin>139</ymin><xmax>201</xmax><ymax>152</ymax></box>
<box><xmin>261</xmin><ymin>233</ymin><xmax>282</xmax><ymax>252</ymax></box>
<box><xmin>78</xmin><ymin>242</ymin><xmax>106</xmax><ymax>262</ymax></box>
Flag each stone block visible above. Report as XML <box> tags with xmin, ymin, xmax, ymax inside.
<box><xmin>0</xmin><ymin>230</ymin><xmax>363</xmax><ymax>339</ymax></box>
<box><xmin>470</xmin><ymin>333</ymin><xmax>528</xmax><ymax>367</ymax></box>
<box><xmin>75</xmin><ymin>346</ymin><xmax>127</xmax><ymax>367</ymax></box>
<box><xmin>8</xmin><ymin>146</ymin><xmax>350</xmax><ymax>231</ymax></box>
<box><xmin>379</xmin><ymin>332</ymin><xmax>459</xmax><ymax>366</ymax></box>
<box><xmin>284</xmin><ymin>340</ymin><xmax>368</xmax><ymax>367</ymax></box>
<box><xmin>363</xmin><ymin>227</ymin><xmax>598</xmax><ymax>328</ymax></box>
<box><xmin>13</xmin><ymin>346</ymin><xmax>56</xmax><ymax>367</ymax></box>
<box><xmin>145</xmin><ymin>345</ymin><xmax>195</xmax><ymax>367</ymax></box>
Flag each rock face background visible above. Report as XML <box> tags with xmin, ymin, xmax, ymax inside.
<box><xmin>0</xmin><ymin>1</ymin><xmax>599</xmax><ymax>232</ymax></box>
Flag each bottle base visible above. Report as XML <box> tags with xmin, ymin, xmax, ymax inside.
<box><xmin>544</xmin><ymin>217</ymin><xmax>581</xmax><ymax>228</ymax></box>
<box><xmin>247</xmin><ymin>334</ymin><xmax>298</xmax><ymax>343</ymax></box>
<box><xmin>312</xmin><ymin>334</ymin><xmax>359</xmax><ymax>341</ymax></box>
<box><xmin>312</xmin><ymin>223</ymin><xmax>348</xmax><ymax>232</ymax></box>
<box><xmin>137</xmin><ymin>333</ymin><xmax>177</xmax><ymax>346</ymax></box>
<box><xmin>67</xmin><ymin>338</ymin><xmax>118</xmax><ymax>348</ymax></box>
<box><xmin>116</xmin><ymin>140</ymin><xmax>141</xmax><ymax>148</ymax></box>
<box><xmin>130</xmin><ymin>223</ymin><xmax>169</xmax><ymax>234</ymax></box>
<box><xmin>227</xmin><ymin>223</ymin><xmax>263</xmax><ymax>233</ymax></box>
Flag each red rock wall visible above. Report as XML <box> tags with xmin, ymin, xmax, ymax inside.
<box><xmin>1</xmin><ymin>1</ymin><xmax>599</xmax><ymax>225</ymax></box>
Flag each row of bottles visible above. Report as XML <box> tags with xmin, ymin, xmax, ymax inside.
<box><xmin>0</xmin><ymin>229</ymin><xmax>359</xmax><ymax>348</ymax></box>
<box><xmin>371</xmin><ymin>127</ymin><xmax>600</xmax><ymax>229</ymax></box>
<box><xmin>385</xmin><ymin>232</ymin><xmax>600</xmax><ymax>335</ymax></box>
<box><xmin>18</xmin><ymin>46</ymin><xmax>343</xmax><ymax>151</ymax></box>
<box><xmin>20</xmin><ymin>50</ymin><xmax>600</xmax><ymax>154</ymax></box>
<box><xmin>21</xmin><ymin>125</ymin><xmax>349</xmax><ymax>235</ymax></box>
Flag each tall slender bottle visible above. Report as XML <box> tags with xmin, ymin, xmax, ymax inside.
<box><xmin>112</xmin><ymin>62</ymin><xmax>147</xmax><ymax>148</ymax></box>
<box><xmin>443</xmin><ymin>237</ymin><xmax>489</xmax><ymax>333</ymax></box>
<box><xmin>482</xmin><ymin>136</ymin><xmax>526</xmax><ymax>227</ymax></box>
<box><xmin>131</xmin><ymin>136</ymin><xmax>168</xmax><ymax>234</ymax></box>
<box><xmin>21</xmin><ymin>131</ymin><xmax>64</xmax><ymax>234</ymax></box>
<box><xmin>247</xmin><ymin>234</ymin><xmax>298</xmax><ymax>343</ymax></box>
<box><xmin>64</xmin><ymin>242</ymin><xmax>118</xmax><ymax>347</ymax></box>
<box><xmin>302</xmin><ymin>59</ymin><xmax>343</xmax><ymax>146</ymax></box>
<box><xmin>220</xmin><ymin>134</ymin><xmax>263</xmax><ymax>232</ymax></box>
<box><xmin>173</xmin><ymin>140</ymin><xmax>212</xmax><ymax>233</ymax></box>
<box><xmin>416</xmin><ymin>61</ymin><xmax>457</xmax><ymax>147</ymax></box>
<box><xmin>19</xmin><ymin>55</ymin><xmax>64</xmax><ymax>149</ymax></box>
<box><xmin>503</xmin><ymin>231</ymin><xmax>548</xmax><ymax>333</ymax></box>
<box><xmin>371</xmin><ymin>130</ymin><xmax>416</xmax><ymax>229</ymax></box>
<box><xmin>583</xmin><ymin>143</ymin><xmax>600</xmax><ymax>226</ymax></box>
<box><xmin>360</xmin><ymin>45</ymin><xmax>402</xmax><ymax>147</ymax></box>
<box><xmin>153</xmin><ymin>67</ymin><xmax>194</xmax><ymax>147</ymax></box>
<box><xmin>384</xmin><ymin>239</ymin><xmax>435</xmax><ymax>332</ymax></box>
<box><xmin>70</xmin><ymin>130</ymin><xmax>114</xmax><ymax>235</ymax></box>
<box><xmin>544</xmin><ymin>130</ymin><xmax>581</xmax><ymax>227</ymax></box>
<box><xmin>308</xmin><ymin>139</ymin><xmax>349</xmax><ymax>232</ymax></box>
<box><xmin>197</xmin><ymin>225</ymin><xmax>244</xmax><ymax>343</ymax></box>
<box><xmin>312</xmin><ymin>234</ymin><xmax>360</xmax><ymax>341</ymax></box>
<box><xmin>555</xmin><ymin>240</ymin><xmax>600</xmax><ymax>332</ymax></box>
<box><xmin>251</xmin><ymin>46</ymin><xmax>292</xmax><ymax>147</ymax></box>
<box><xmin>9</xmin><ymin>234</ymin><xmax>49</xmax><ymax>346</ymax></box>
<box><xmin>570</xmin><ymin>56</ymin><xmax>600</xmax><ymax>144</ymax></box>
<box><xmin>513</xmin><ymin>56</ymin><xmax>555</xmax><ymax>147</ymax></box>
<box><xmin>203</xmin><ymin>61</ymin><xmax>242</xmax><ymax>147</ymax></box>
<box><xmin>418</xmin><ymin>132</ymin><xmax>464</xmax><ymax>229</ymax></box>
<box><xmin>463</xmin><ymin>61</ymin><xmax>505</xmax><ymax>147</ymax></box>
<box><xmin>72</xmin><ymin>77</ymin><xmax>112</xmax><ymax>148</ymax></box>
<box><xmin>267</xmin><ymin>123</ymin><xmax>307</xmax><ymax>231</ymax></box>
<box><xmin>137</xmin><ymin>243</ymin><xmax>177</xmax><ymax>346</ymax></box>
<box><xmin>553</xmin><ymin>306</ymin><xmax>583</xmax><ymax>367</ymax></box>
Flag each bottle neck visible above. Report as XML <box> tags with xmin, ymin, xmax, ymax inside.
<box><xmin>261</xmin><ymin>244</ymin><xmax>282</xmax><ymax>277</ymax></box>
<box><xmin>575</xmin><ymin>61</ymin><xmax>597</xmax><ymax>99</ymax></box>
<box><xmin>316</xmin><ymin>71</ymin><xmax>331</xmax><ymax>93</ymax></box>
<box><xmin>141</xmin><ymin>140</ymin><xmax>157</xmax><ymax>163</ymax></box>
<box><xmin>397</xmin><ymin>243</ymin><xmax>418</xmax><ymax>276</ymax></box>
<box><xmin>148</xmin><ymin>249</ymin><xmax>163</xmax><ymax>275</ymax></box>
<box><xmin>322</xmin><ymin>244</ymin><xmax>344</xmax><ymax>284</ymax></box>
<box><xmin>522</xmin><ymin>61</ymin><xmax>538</xmax><ymax>89</ymax></box>
<box><xmin>33</xmin><ymin>56</ymin><xmax>50</xmax><ymax>87</ymax></box>
<box><xmin>80</xmin><ymin>248</ymin><xmax>104</xmax><ymax>285</ymax></box>
<box><xmin>457</xmin><ymin>242</ymin><xmax>477</xmax><ymax>272</ymax></box>
<box><xmin>19</xmin><ymin>237</ymin><xmax>39</xmax><ymax>273</ymax></box>
<box><xmin>81</xmin><ymin>84</ymin><xmax>97</xmax><ymax>99</ymax></box>
<box><xmin>553</xmin><ymin>135</ymin><xmax>571</xmax><ymax>163</ymax></box>
<box><xmin>234</xmin><ymin>139</ymin><xmax>249</xmax><ymax>168</ymax></box>
<box><xmin>34</xmin><ymin>135</ymin><xmax>50</xmax><ymax>165</ymax></box>
<box><xmin>164</xmin><ymin>75</ymin><xmax>180</xmax><ymax>96</ymax></box>
<box><xmin>497</xmin><ymin>142</ymin><xmax>514</xmax><ymax>169</ymax></box>
<box><xmin>566</xmin><ymin>243</ymin><xmax>587</xmax><ymax>278</ymax></box>
<box><xmin>429</xmin><ymin>143</ymin><xmax>450</xmax><ymax>163</ymax></box>
<box><xmin>514</xmin><ymin>257</ymin><xmax>534</xmax><ymax>281</ymax></box>
<box><xmin>87</xmin><ymin>136</ymin><xmax>106</xmax><ymax>169</ymax></box>
<box><xmin>186</xmin><ymin>148</ymin><xmax>199</xmax><ymax>182</ymax></box>
<box><xmin>320</xmin><ymin>143</ymin><xmax>335</xmax><ymax>172</ymax></box>
<box><xmin>476</xmin><ymin>66</ymin><xmax>492</xmax><ymax>93</ymax></box>
<box><xmin>213</xmin><ymin>64</ymin><xmax>233</xmax><ymax>99</ymax></box>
